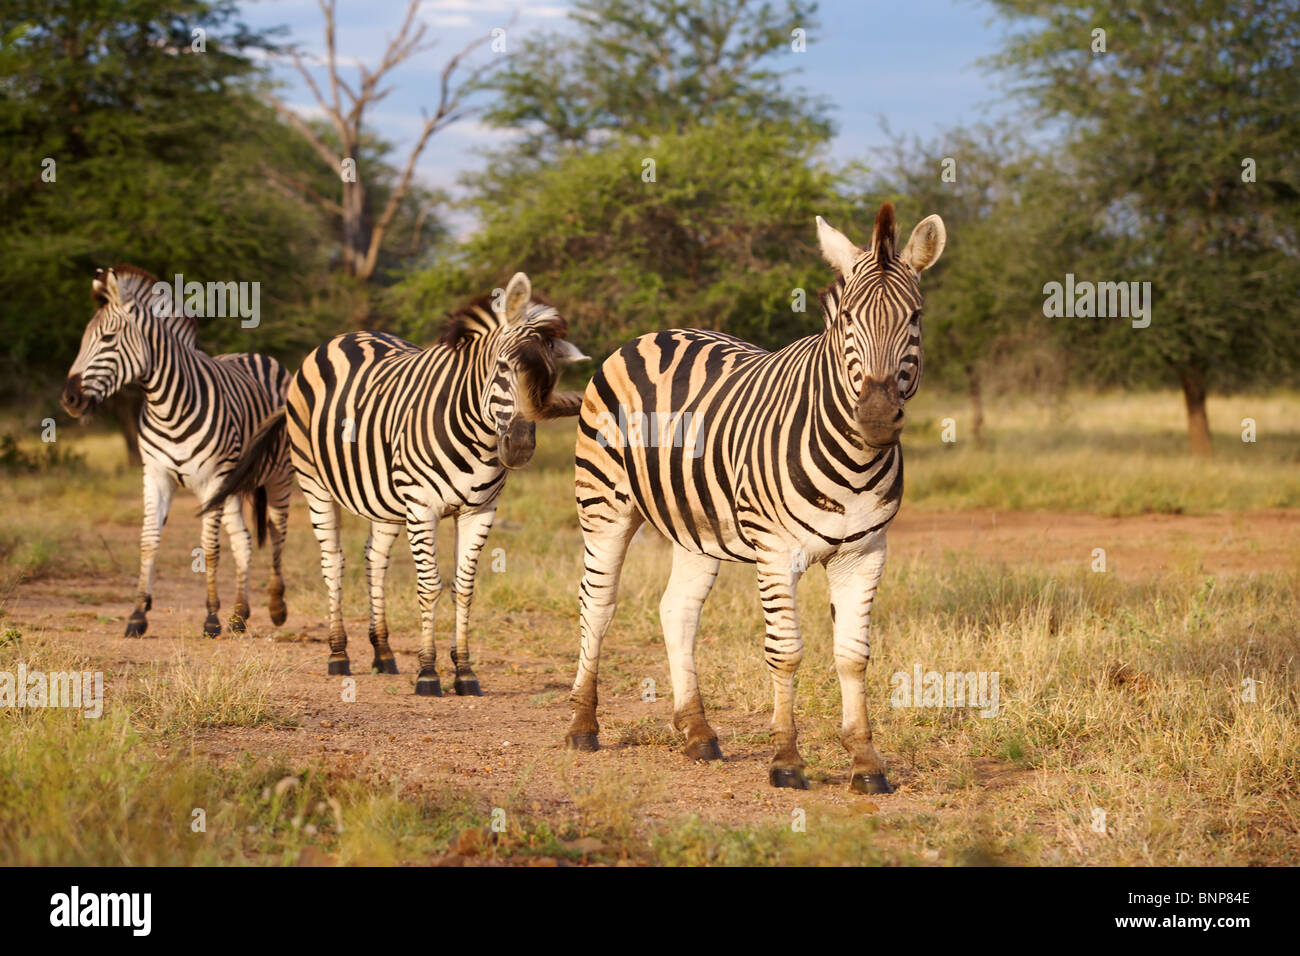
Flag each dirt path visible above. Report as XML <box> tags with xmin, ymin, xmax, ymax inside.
<box><xmin>5</xmin><ymin>508</ymin><xmax>1299</xmax><ymax>851</ymax></box>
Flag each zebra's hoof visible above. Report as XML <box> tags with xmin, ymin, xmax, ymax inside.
<box><xmin>684</xmin><ymin>738</ymin><xmax>723</xmax><ymax>762</ymax></box>
<box><xmin>328</xmin><ymin>660</ymin><xmax>351</xmax><ymax>676</ymax></box>
<box><xmin>415</xmin><ymin>677</ymin><xmax>443</xmax><ymax>697</ymax></box>
<box><xmin>202</xmin><ymin>614</ymin><xmax>222</xmax><ymax>639</ymax></box>
<box><xmin>565</xmin><ymin>733</ymin><xmax>600</xmax><ymax>752</ymax></box>
<box><xmin>371</xmin><ymin>657</ymin><xmax>399</xmax><ymax>675</ymax></box>
<box><xmin>769</xmin><ymin>767</ymin><xmax>809</xmax><ymax>790</ymax></box>
<box><xmin>453</xmin><ymin>677</ymin><xmax>482</xmax><ymax>697</ymax></box>
<box><xmin>124</xmin><ymin>611</ymin><xmax>148</xmax><ymax>638</ymax></box>
<box><xmin>228</xmin><ymin>614</ymin><xmax>247</xmax><ymax>634</ymax></box>
<box><xmin>269</xmin><ymin>604</ymin><xmax>287</xmax><ymax>626</ymax></box>
<box><xmin>850</xmin><ymin>772</ymin><xmax>894</xmax><ymax>795</ymax></box>
<box><xmin>144</xmin><ymin>594</ymin><xmax>152</xmax><ymax>612</ymax></box>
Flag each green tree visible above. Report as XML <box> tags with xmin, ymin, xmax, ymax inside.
<box><xmin>986</xmin><ymin>0</ymin><xmax>1300</xmax><ymax>454</ymax></box>
<box><xmin>390</xmin><ymin>116</ymin><xmax>854</xmax><ymax>360</ymax></box>
<box><xmin>869</xmin><ymin>124</ymin><xmax>1091</xmax><ymax>443</ymax></box>
<box><xmin>0</xmin><ymin>0</ymin><xmax>341</xmax><ymax>396</ymax></box>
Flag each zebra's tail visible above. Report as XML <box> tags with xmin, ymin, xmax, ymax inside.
<box><xmin>199</xmin><ymin>408</ymin><xmax>287</xmax><ymax>538</ymax></box>
<box><xmin>253</xmin><ymin>486</ymin><xmax>268</xmax><ymax>548</ymax></box>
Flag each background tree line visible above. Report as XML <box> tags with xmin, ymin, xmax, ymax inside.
<box><xmin>3</xmin><ymin>0</ymin><xmax>1298</xmax><ymax>455</ymax></box>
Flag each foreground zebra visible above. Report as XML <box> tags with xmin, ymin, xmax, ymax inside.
<box><xmin>205</xmin><ymin>272</ymin><xmax>586</xmax><ymax>694</ymax></box>
<box><xmin>60</xmin><ymin>266</ymin><xmax>295</xmax><ymax>638</ymax></box>
<box><xmin>566</xmin><ymin>203</ymin><xmax>945</xmax><ymax>794</ymax></box>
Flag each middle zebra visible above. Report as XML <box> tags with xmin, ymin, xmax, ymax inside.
<box><xmin>205</xmin><ymin>272</ymin><xmax>586</xmax><ymax>694</ymax></box>
<box><xmin>566</xmin><ymin>203</ymin><xmax>945</xmax><ymax>794</ymax></box>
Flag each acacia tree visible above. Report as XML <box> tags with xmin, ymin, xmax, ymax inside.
<box><xmin>986</xmin><ymin>0</ymin><xmax>1300</xmax><ymax>454</ymax></box>
<box><xmin>267</xmin><ymin>0</ymin><xmax>498</xmax><ymax>285</ymax></box>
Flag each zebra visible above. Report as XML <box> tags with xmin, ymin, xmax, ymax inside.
<box><xmin>565</xmin><ymin>202</ymin><xmax>945</xmax><ymax>794</ymax></box>
<box><xmin>202</xmin><ymin>271</ymin><xmax>587</xmax><ymax>695</ymax></box>
<box><xmin>60</xmin><ymin>265</ymin><xmax>295</xmax><ymax>639</ymax></box>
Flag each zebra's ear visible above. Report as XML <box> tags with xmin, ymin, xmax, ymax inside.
<box><xmin>550</xmin><ymin>338</ymin><xmax>590</xmax><ymax>365</ymax></box>
<box><xmin>91</xmin><ymin>268</ymin><xmax>117</xmax><ymax>306</ymax></box>
<box><xmin>901</xmin><ymin>215</ymin><xmax>946</xmax><ymax>275</ymax></box>
<box><xmin>816</xmin><ymin>216</ymin><xmax>863</xmax><ymax>274</ymax></box>
<box><xmin>502</xmin><ymin>272</ymin><xmax>531</xmax><ymax>326</ymax></box>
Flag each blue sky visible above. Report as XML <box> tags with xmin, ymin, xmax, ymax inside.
<box><xmin>239</xmin><ymin>0</ymin><xmax>1018</xmax><ymax>206</ymax></box>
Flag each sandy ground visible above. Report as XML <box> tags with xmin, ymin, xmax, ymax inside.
<box><xmin>6</xmin><ymin>507</ymin><xmax>1299</xmax><ymax>853</ymax></box>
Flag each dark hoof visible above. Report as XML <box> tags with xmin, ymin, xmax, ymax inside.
<box><xmin>269</xmin><ymin>604</ymin><xmax>287</xmax><ymax>626</ymax></box>
<box><xmin>453</xmin><ymin>677</ymin><xmax>482</xmax><ymax>697</ymax></box>
<box><xmin>415</xmin><ymin>677</ymin><xmax>443</xmax><ymax>697</ymax></box>
<box><xmin>371</xmin><ymin>657</ymin><xmax>399</xmax><ymax>675</ymax></box>
<box><xmin>850</xmin><ymin>772</ymin><xmax>894</xmax><ymax>795</ymax></box>
<box><xmin>202</xmin><ymin>614</ymin><xmax>222</xmax><ymax>639</ymax></box>
<box><xmin>144</xmin><ymin>594</ymin><xmax>152</xmax><ymax>612</ymax></box>
<box><xmin>684</xmin><ymin>738</ymin><xmax>724</xmax><ymax>762</ymax></box>
<box><xmin>228</xmin><ymin>614</ymin><xmax>247</xmax><ymax>634</ymax></box>
<box><xmin>565</xmin><ymin>732</ymin><xmax>600</xmax><ymax>752</ymax></box>
<box><xmin>769</xmin><ymin>767</ymin><xmax>809</xmax><ymax>790</ymax></box>
<box><xmin>328</xmin><ymin>659</ymin><xmax>351</xmax><ymax>676</ymax></box>
<box><xmin>124</xmin><ymin>611</ymin><xmax>148</xmax><ymax>638</ymax></box>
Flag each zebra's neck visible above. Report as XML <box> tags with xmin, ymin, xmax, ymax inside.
<box><xmin>131</xmin><ymin>296</ymin><xmax>204</xmax><ymax>417</ymax></box>
<box><xmin>809</xmin><ymin>322</ymin><xmax>869</xmax><ymax>456</ymax></box>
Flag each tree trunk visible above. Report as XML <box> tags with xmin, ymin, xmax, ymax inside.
<box><xmin>1180</xmin><ymin>365</ymin><xmax>1212</xmax><ymax>456</ymax></box>
<box><xmin>967</xmin><ymin>365</ymin><xmax>985</xmax><ymax>447</ymax></box>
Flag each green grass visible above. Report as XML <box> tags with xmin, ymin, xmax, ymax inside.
<box><xmin>1</xmin><ymin>390</ymin><xmax>1298</xmax><ymax>865</ymax></box>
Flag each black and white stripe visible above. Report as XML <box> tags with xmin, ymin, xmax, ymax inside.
<box><xmin>204</xmin><ymin>272</ymin><xmax>586</xmax><ymax>693</ymax></box>
<box><xmin>564</xmin><ymin>203</ymin><xmax>946</xmax><ymax>794</ymax></box>
<box><xmin>61</xmin><ymin>265</ymin><xmax>295</xmax><ymax>638</ymax></box>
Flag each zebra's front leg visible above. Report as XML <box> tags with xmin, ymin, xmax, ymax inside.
<box><xmin>756</xmin><ymin>555</ymin><xmax>807</xmax><ymax>789</ymax></box>
<box><xmin>306</xmin><ymin>493</ymin><xmax>350</xmax><ymax>674</ymax></box>
<box><xmin>406</xmin><ymin>507</ymin><xmax>444</xmax><ymax>697</ymax></box>
<box><xmin>826</xmin><ymin>545</ymin><xmax>894</xmax><ymax>795</ymax></box>
<box><xmin>448</xmin><ymin>505</ymin><xmax>498</xmax><ymax>696</ymax></box>
<box><xmin>365</xmin><ymin>521</ymin><xmax>402</xmax><ymax>674</ymax></box>
<box><xmin>127</xmin><ymin>468</ymin><xmax>175</xmax><ymax>637</ymax></box>
<box><xmin>220</xmin><ymin>494</ymin><xmax>254</xmax><ymax>633</ymax></box>
<box><xmin>200</xmin><ymin>505</ymin><xmax>224</xmax><ymax>638</ymax></box>
<box><xmin>661</xmin><ymin>544</ymin><xmax>723</xmax><ymax>761</ymax></box>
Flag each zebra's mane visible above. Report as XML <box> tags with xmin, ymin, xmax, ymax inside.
<box><xmin>100</xmin><ymin>264</ymin><xmax>200</xmax><ymax>349</ymax></box>
<box><xmin>436</xmin><ymin>292</ymin><xmax>565</xmax><ymax>350</ymax></box>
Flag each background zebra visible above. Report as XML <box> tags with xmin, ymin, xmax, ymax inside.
<box><xmin>566</xmin><ymin>203</ymin><xmax>945</xmax><ymax>794</ymax></box>
<box><xmin>204</xmin><ymin>272</ymin><xmax>587</xmax><ymax>695</ymax></box>
<box><xmin>60</xmin><ymin>266</ymin><xmax>295</xmax><ymax>639</ymax></box>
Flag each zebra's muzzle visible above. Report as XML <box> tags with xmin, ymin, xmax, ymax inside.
<box><xmin>856</xmin><ymin>376</ymin><xmax>904</xmax><ymax>447</ymax></box>
<box><xmin>498</xmin><ymin>418</ymin><xmax>537</xmax><ymax>470</ymax></box>
<box><xmin>60</xmin><ymin>374</ymin><xmax>96</xmax><ymax>418</ymax></box>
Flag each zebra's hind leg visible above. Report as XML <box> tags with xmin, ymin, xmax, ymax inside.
<box><xmin>827</xmin><ymin>546</ymin><xmax>893</xmax><ymax>795</ymax></box>
<box><xmin>265</xmin><ymin>474</ymin><xmax>292</xmax><ymax>626</ymax></box>
<box><xmin>405</xmin><ymin>505</ymin><xmax>444</xmax><ymax>696</ymax></box>
<box><xmin>306</xmin><ymin>491</ymin><xmax>350</xmax><ymax>674</ymax></box>
<box><xmin>200</xmin><ymin>505</ymin><xmax>224</xmax><ymax>638</ymax></box>
<box><xmin>220</xmin><ymin>493</ymin><xmax>254</xmax><ymax>634</ymax></box>
<box><xmin>565</xmin><ymin>512</ymin><xmax>643</xmax><ymax>751</ymax></box>
<box><xmin>448</xmin><ymin>505</ymin><xmax>498</xmax><ymax>696</ymax></box>
<box><xmin>365</xmin><ymin>521</ymin><xmax>402</xmax><ymax>674</ymax></box>
<box><xmin>661</xmin><ymin>544</ymin><xmax>723</xmax><ymax>761</ymax></box>
<box><xmin>128</xmin><ymin>468</ymin><xmax>174</xmax><ymax>637</ymax></box>
<box><xmin>756</xmin><ymin>556</ymin><xmax>808</xmax><ymax>789</ymax></box>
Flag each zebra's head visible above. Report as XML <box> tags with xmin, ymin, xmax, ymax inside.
<box><xmin>816</xmin><ymin>203</ymin><xmax>946</xmax><ymax>448</ymax></box>
<box><xmin>61</xmin><ymin>267</ymin><xmax>160</xmax><ymax>418</ymax></box>
<box><xmin>442</xmin><ymin>272</ymin><xmax>588</xmax><ymax>470</ymax></box>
